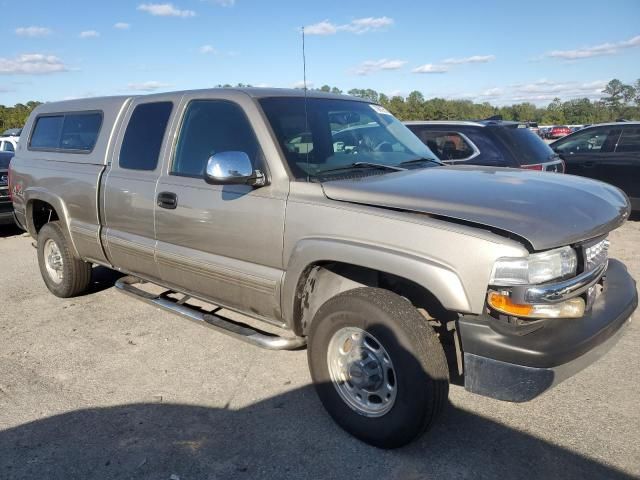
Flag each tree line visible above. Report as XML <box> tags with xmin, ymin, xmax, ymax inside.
<box><xmin>1</xmin><ymin>79</ymin><xmax>638</xmax><ymax>132</ymax></box>
<box><xmin>334</xmin><ymin>78</ymin><xmax>640</xmax><ymax>124</ymax></box>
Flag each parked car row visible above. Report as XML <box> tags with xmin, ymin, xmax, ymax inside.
<box><xmin>403</xmin><ymin>119</ymin><xmax>639</xmax><ymax>212</ymax></box>
<box><xmin>6</xmin><ymin>88</ymin><xmax>637</xmax><ymax>449</ymax></box>
<box><xmin>550</xmin><ymin>122</ymin><xmax>640</xmax><ymax>211</ymax></box>
<box><xmin>405</xmin><ymin>120</ymin><xmax>565</xmax><ymax>172</ymax></box>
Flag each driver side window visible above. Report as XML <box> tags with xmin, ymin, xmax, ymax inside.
<box><xmin>555</xmin><ymin>127</ymin><xmax>622</xmax><ymax>154</ymax></box>
<box><xmin>172</xmin><ymin>100</ymin><xmax>262</xmax><ymax>177</ymax></box>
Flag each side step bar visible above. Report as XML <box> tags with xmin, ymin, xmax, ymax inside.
<box><xmin>114</xmin><ymin>275</ymin><xmax>306</xmax><ymax>351</ymax></box>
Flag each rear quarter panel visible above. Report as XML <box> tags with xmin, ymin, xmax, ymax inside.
<box><xmin>11</xmin><ymin>97</ymin><xmax>132</xmax><ymax>264</ymax></box>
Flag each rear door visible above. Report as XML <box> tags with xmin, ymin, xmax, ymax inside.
<box><xmin>154</xmin><ymin>93</ymin><xmax>287</xmax><ymax>320</ymax></box>
<box><xmin>596</xmin><ymin>126</ymin><xmax>640</xmax><ymax>202</ymax></box>
<box><xmin>102</xmin><ymin>97</ymin><xmax>177</xmax><ymax>281</ymax></box>
<box><xmin>552</xmin><ymin>126</ymin><xmax>622</xmax><ymax>180</ymax></box>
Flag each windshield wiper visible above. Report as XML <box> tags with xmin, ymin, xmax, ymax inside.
<box><xmin>318</xmin><ymin>161</ymin><xmax>407</xmax><ymax>175</ymax></box>
<box><xmin>399</xmin><ymin>157</ymin><xmax>443</xmax><ymax>167</ymax></box>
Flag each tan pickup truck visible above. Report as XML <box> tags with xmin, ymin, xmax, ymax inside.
<box><xmin>9</xmin><ymin>88</ymin><xmax>637</xmax><ymax>447</ymax></box>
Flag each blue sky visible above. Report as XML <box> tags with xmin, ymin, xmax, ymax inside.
<box><xmin>1</xmin><ymin>0</ymin><xmax>639</xmax><ymax>106</ymax></box>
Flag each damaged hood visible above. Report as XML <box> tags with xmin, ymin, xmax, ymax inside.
<box><xmin>321</xmin><ymin>166</ymin><xmax>630</xmax><ymax>251</ymax></box>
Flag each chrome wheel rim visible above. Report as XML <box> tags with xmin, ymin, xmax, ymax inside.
<box><xmin>327</xmin><ymin>327</ymin><xmax>397</xmax><ymax>417</ymax></box>
<box><xmin>44</xmin><ymin>239</ymin><xmax>64</xmax><ymax>284</ymax></box>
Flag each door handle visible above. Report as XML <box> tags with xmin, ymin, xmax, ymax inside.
<box><xmin>157</xmin><ymin>191</ymin><xmax>178</xmax><ymax>209</ymax></box>
<box><xmin>583</xmin><ymin>161</ymin><xmax>595</xmax><ymax>168</ymax></box>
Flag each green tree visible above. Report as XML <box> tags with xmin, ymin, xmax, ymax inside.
<box><xmin>602</xmin><ymin>79</ymin><xmax>635</xmax><ymax>111</ymax></box>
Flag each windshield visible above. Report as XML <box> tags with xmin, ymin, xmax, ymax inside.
<box><xmin>259</xmin><ymin>97</ymin><xmax>437</xmax><ymax>180</ymax></box>
<box><xmin>488</xmin><ymin>125</ymin><xmax>556</xmax><ymax>165</ymax></box>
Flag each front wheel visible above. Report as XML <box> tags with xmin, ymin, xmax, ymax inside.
<box><xmin>307</xmin><ymin>288</ymin><xmax>449</xmax><ymax>448</ymax></box>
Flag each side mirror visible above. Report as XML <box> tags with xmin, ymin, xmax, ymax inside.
<box><xmin>204</xmin><ymin>151</ymin><xmax>265</xmax><ymax>187</ymax></box>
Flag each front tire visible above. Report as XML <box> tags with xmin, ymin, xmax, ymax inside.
<box><xmin>308</xmin><ymin>287</ymin><xmax>449</xmax><ymax>448</ymax></box>
<box><xmin>37</xmin><ymin>221</ymin><xmax>92</xmax><ymax>298</ymax></box>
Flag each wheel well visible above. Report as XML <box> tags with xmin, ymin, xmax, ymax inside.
<box><xmin>293</xmin><ymin>261</ymin><xmax>462</xmax><ymax>378</ymax></box>
<box><xmin>293</xmin><ymin>262</ymin><xmax>455</xmax><ymax>335</ymax></box>
<box><xmin>29</xmin><ymin>200</ymin><xmax>59</xmax><ymax>235</ymax></box>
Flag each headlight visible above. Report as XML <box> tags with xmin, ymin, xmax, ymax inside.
<box><xmin>490</xmin><ymin>246</ymin><xmax>577</xmax><ymax>286</ymax></box>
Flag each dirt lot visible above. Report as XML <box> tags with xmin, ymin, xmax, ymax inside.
<box><xmin>0</xmin><ymin>219</ymin><xmax>639</xmax><ymax>480</ymax></box>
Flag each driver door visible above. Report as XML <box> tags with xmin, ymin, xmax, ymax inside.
<box><xmin>154</xmin><ymin>94</ymin><xmax>287</xmax><ymax>321</ymax></box>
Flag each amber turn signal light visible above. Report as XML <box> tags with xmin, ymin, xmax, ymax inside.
<box><xmin>487</xmin><ymin>292</ymin><xmax>534</xmax><ymax>317</ymax></box>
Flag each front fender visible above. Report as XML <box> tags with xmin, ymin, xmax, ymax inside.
<box><xmin>282</xmin><ymin>237</ymin><xmax>472</xmax><ymax>329</ymax></box>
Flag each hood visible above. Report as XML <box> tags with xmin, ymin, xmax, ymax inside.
<box><xmin>321</xmin><ymin>166</ymin><xmax>630</xmax><ymax>251</ymax></box>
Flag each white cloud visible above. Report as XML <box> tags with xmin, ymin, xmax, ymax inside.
<box><xmin>292</xmin><ymin>80</ymin><xmax>314</xmax><ymax>89</ymax></box>
<box><xmin>199</xmin><ymin>44</ymin><xmax>216</xmax><ymax>54</ymax></box>
<box><xmin>210</xmin><ymin>0</ymin><xmax>235</xmax><ymax>5</ymax></box>
<box><xmin>342</xmin><ymin>17</ymin><xmax>394</xmax><ymax>34</ymax></box>
<box><xmin>547</xmin><ymin>34</ymin><xmax>640</xmax><ymax>60</ymax></box>
<box><xmin>412</xmin><ymin>64</ymin><xmax>449</xmax><ymax>74</ymax></box>
<box><xmin>79</xmin><ymin>30</ymin><xmax>100</xmax><ymax>38</ymax></box>
<box><xmin>137</xmin><ymin>3</ymin><xmax>196</xmax><ymax>17</ymax></box>
<box><xmin>412</xmin><ymin>54</ymin><xmax>494</xmax><ymax>74</ymax></box>
<box><xmin>465</xmin><ymin>79</ymin><xmax>609</xmax><ymax>105</ymax></box>
<box><xmin>15</xmin><ymin>26</ymin><xmax>52</xmax><ymax>37</ymax></box>
<box><xmin>479</xmin><ymin>87</ymin><xmax>503</xmax><ymax>97</ymax></box>
<box><xmin>127</xmin><ymin>80</ymin><xmax>173</xmax><ymax>91</ymax></box>
<box><xmin>512</xmin><ymin>79</ymin><xmax>608</xmax><ymax>97</ymax></box>
<box><xmin>353</xmin><ymin>58</ymin><xmax>407</xmax><ymax>75</ymax></box>
<box><xmin>442</xmin><ymin>55</ymin><xmax>495</xmax><ymax>65</ymax></box>
<box><xmin>304</xmin><ymin>16</ymin><xmax>393</xmax><ymax>36</ymax></box>
<box><xmin>0</xmin><ymin>54</ymin><xmax>68</xmax><ymax>75</ymax></box>
<box><xmin>304</xmin><ymin>20</ymin><xmax>337</xmax><ymax>36</ymax></box>
<box><xmin>114</xmin><ymin>22</ymin><xmax>131</xmax><ymax>29</ymax></box>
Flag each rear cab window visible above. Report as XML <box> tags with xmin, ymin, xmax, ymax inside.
<box><xmin>119</xmin><ymin>102</ymin><xmax>173</xmax><ymax>171</ymax></box>
<box><xmin>29</xmin><ymin>112</ymin><xmax>103</xmax><ymax>152</ymax></box>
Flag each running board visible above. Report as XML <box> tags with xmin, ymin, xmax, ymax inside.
<box><xmin>114</xmin><ymin>275</ymin><xmax>306</xmax><ymax>350</ymax></box>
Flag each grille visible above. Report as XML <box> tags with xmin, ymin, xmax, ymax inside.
<box><xmin>584</xmin><ymin>237</ymin><xmax>609</xmax><ymax>271</ymax></box>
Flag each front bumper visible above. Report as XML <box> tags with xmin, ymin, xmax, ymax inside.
<box><xmin>458</xmin><ymin>259</ymin><xmax>637</xmax><ymax>402</ymax></box>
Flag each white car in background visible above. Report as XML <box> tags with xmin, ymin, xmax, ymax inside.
<box><xmin>0</xmin><ymin>136</ymin><xmax>18</xmax><ymax>153</ymax></box>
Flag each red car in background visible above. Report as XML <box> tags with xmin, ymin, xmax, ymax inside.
<box><xmin>548</xmin><ymin>125</ymin><xmax>572</xmax><ymax>139</ymax></box>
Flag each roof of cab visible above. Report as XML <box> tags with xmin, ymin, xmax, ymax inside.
<box><xmin>33</xmin><ymin>88</ymin><xmax>368</xmax><ymax>114</ymax></box>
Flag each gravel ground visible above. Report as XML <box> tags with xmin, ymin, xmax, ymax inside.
<box><xmin>0</xmin><ymin>219</ymin><xmax>638</xmax><ymax>480</ymax></box>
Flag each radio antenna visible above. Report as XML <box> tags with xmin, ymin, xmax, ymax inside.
<box><xmin>302</xmin><ymin>26</ymin><xmax>308</xmax><ymax>92</ymax></box>
<box><xmin>301</xmin><ymin>26</ymin><xmax>310</xmax><ymax>181</ymax></box>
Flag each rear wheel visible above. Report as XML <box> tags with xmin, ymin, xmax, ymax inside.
<box><xmin>308</xmin><ymin>287</ymin><xmax>449</xmax><ymax>448</ymax></box>
<box><xmin>37</xmin><ymin>221</ymin><xmax>92</xmax><ymax>298</ymax></box>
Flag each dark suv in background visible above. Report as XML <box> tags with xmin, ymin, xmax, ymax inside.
<box><xmin>550</xmin><ymin>122</ymin><xmax>640</xmax><ymax>211</ymax></box>
<box><xmin>405</xmin><ymin>120</ymin><xmax>565</xmax><ymax>172</ymax></box>
<box><xmin>0</xmin><ymin>151</ymin><xmax>15</xmax><ymax>225</ymax></box>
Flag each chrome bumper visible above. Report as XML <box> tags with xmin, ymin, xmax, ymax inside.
<box><xmin>507</xmin><ymin>261</ymin><xmax>607</xmax><ymax>305</ymax></box>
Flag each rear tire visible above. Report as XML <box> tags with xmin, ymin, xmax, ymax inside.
<box><xmin>37</xmin><ymin>221</ymin><xmax>91</xmax><ymax>298</ymax></box>
<box><xmin>307</xmin><ymin>287</ymin><xmax>449</xmax><ymax>448</ymax></box>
